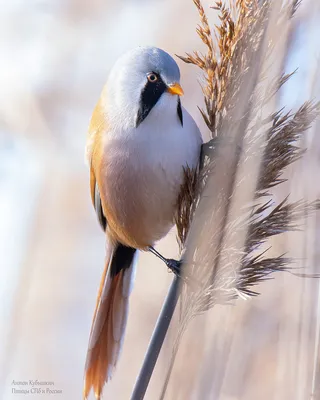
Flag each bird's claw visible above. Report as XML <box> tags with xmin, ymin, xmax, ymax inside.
<box><xmin>165</xmin><ymin>259</ymin><xmax>198</xmax><ymax>290</ymax></box>
<box><xmin>165</xmin><ymin>259</ymin><xmax>182</xmax><ymax>277</ymax></box>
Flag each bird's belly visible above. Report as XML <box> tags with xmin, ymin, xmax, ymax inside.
<box><xmin>101</xmin><ymin>152</ymin><xmax>183</xmax><ymax>249</ymax></box>
<box><xmin>100</xmin><ymin>110</ymin><xmax>201</xmax><ymax>249</ymax></box>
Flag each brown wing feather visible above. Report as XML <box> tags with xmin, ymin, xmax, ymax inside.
<box><xmin>90</xmin><ymin>165</ymin><xmax>96</xmax><ymax>208</ymax></box>
<box><xmin>87</xmin><ymin>94</ymin><xmax>107</xmax><ymax>206</ymax></box>
<box><xmin>86</xmin><ymin>91</ymin><xmax>107</xmax><ymax>164</ymax></box>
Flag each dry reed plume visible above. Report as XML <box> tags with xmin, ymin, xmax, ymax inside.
<box><xmin>168</xmin><ymin>0</ymin><xmax>320</xmax><ymax>397</ymax></box>
<box><xmin>176</xmin><ymin>0</ymin><xmax>319</xmax><ymax>302</ymax></box>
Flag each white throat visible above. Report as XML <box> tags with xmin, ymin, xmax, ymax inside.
<box><xmin>104</xmin><ymin>88</ymin><xmax>181</xmax><ymax>134</ymax></box>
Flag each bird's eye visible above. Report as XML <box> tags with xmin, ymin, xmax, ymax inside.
<box><xmin>147</xmin><ymin>73</ymin><xmax>158</xmax><ymax>83</ymax></box>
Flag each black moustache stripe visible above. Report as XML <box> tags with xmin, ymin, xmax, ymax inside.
<box><xmin>136</xmin><ymin>74</ymin><xmax>183</xmax><ymax>128</ymax></box>
<box><xmin>136</xmin><ymin>73</ymin><xmax>166</xmax><ymax>127</ymax></box>
<box><xmin>177</xmin><ymin>97</ymin><xmax>183</xmax><ymax>126</ymax></box>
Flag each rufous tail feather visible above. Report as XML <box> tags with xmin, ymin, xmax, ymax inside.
<box><xmin>83</xmin><ymin>244</ymin><xmax>136</xmax><ymax>399</ymax></box>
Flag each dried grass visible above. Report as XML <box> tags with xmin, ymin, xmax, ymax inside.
<box><xmin>175</xmin><ymin>0</ymin><xmax>319</xmax><ymax>301</ymax></box>
<box><xmin>169</xmin><ymin>0</ymin><xmax>320</xmax><ymax>398</ymax></box>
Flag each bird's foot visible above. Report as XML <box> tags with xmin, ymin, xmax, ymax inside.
<box><xmin>166</xmin><ymin>258</ymin><xmax>199</xmax><ymax>290</ymax></box>
<box><xmin>148</xmin><ymin>247</ymin><xmax>183</xmax><ymax>277</ymax></box>
<box><xmin>165</xmin><ymin>258</ymin><xmax>182</xmax><ymax>277</ymax></box>
<box><xmin>148</xmin><ymin>246</ymin><xmax>200</xmax><ymax>288</ymax></box>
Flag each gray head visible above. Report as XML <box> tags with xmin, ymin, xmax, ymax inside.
<box><xmin>105</xmin><ymin>47</ymin><xmax>183</xmax><ymax>129</ymax></box>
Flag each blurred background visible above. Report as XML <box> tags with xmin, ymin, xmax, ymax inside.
<box><xmin>0</xmin><ymin>1</ymin><xmax>208</xmax><ymax>399</ymax></box>
<box><xmin>0</xmin><ymin>0</ymin><xmax>319</xmax><ymax>399</ymax></box>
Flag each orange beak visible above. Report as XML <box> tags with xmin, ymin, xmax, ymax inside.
<box><xmin>167</xmin><ymin>83</ymin><xmax>184</xmax><ymax>96</ymax></box>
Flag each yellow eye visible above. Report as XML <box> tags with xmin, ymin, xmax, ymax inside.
<box><xmin>147</xmin><ymin>73</ymin><xmax>158</xmax><ymax>83</ymax></box>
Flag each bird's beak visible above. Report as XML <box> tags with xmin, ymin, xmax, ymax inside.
<box><xmin>167</xmin><ymin>83</ymin><xmax>184</xmax><ymax>96</ymax></box>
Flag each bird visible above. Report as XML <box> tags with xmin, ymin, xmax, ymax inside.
<box><xmin>83</xmin><ymin>46</ymin><xmax>202</xmax><ymax>399</ymax></box>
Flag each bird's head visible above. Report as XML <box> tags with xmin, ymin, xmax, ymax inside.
<box><xmin>104</xmin><ymin>47</ymin><xmax>184</xmax><ymax>130</ymax></box>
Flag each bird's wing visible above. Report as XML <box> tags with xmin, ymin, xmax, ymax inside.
<box><xmin>86</xmin><ymin>93</ymin><xmax>107</xmax><ymax>167</ymax></box>
<box><xmin>87</xmin><ymin>95</ymin><xmax>108</xmax><ymax>231</ymax></box>
<box><xmin>93</xmin><ymin>183</ymin><xmax>107</xmax><ymax>232</ymax></box>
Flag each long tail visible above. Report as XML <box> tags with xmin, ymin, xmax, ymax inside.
<box><xmin>83</xmin><ymin>243</ymin><xmax>137</xmax><ymax>400</ymax></box>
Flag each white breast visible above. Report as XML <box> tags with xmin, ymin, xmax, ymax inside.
<box><xmin>102</xmin><ymin>94</ymin><xmax>202</xmax><ymax>248</ymax></box>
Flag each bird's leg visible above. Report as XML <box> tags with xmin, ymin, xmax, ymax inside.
<box><xmin>148</xmin><ymin>247</ymin><xmax>182</xmax><ymax>276</ymax></box>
